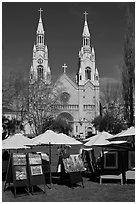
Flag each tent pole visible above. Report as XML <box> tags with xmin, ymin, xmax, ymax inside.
<box><xmin>49</xmin><ymin>142</ymin><xmax>52</xmax><ymax>187</ymax></box>
<box><xmin>4</xmin><ymin>153</ymin><xmax>11</xmax><ymax>191</ymax></box>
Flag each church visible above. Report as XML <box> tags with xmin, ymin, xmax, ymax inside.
<box><xmin>29</xmin><ymin>9</ymin><xmax>100</xmax><ymax>139</ymax></box>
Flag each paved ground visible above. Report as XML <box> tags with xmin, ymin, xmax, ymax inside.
<box><xmin>2</xmin><ymin>176</ymin><xmax>135</xmax><ymax>202</ymax></box>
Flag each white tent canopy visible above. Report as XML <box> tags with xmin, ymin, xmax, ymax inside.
<box><xmin>25</xmin><ymin>130</ymin><xmax>82</xmax><ymax>187</ymax></box>
<box><xmin>113</xmin><ymin>126</ymin><xmax>135</xmax><ymax>139</ymax></box>
<box><xmin>84</xmin><ymin>131</ymin><xmax>114</xmax><ymax>147</ymax></box>
<box><xmin>28</xmin><ymin>130</ymin><xmax>82</xmax><ymax>146</ymax></box>
<box><xmin>2</xmin><ymin>133</ymin><xmax>31</xmax><ymax>150</ymax></box>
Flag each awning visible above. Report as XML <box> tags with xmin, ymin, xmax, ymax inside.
<box><xmin>2</xmin><ymin>133</ymin><xmax>31</xmax><ymax>150</ymax></box>
<box><xmin>27</xmin><ymin>130</ymin><xmax>82</xmax><ymax>146</ymax></box>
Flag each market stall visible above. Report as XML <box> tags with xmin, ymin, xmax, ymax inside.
<box><xmin>26</xmin><ymin>130</ymin><xmax>83</xmax><ymax>187</ymax></box>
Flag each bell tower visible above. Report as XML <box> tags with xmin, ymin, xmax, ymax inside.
<box><xmin>30</xmin><ymin>8</ymin><xmax>51</xmax><ymax>84</ymax></box>
<box><xmin>76</xmin><ymin>11</ymin><xmax>99</xmax><ymax>85</ymax></box>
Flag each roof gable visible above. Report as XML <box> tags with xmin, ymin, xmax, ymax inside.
<box><xmin>56</xmin><ymin>73</ymin><xmax>78</xmax><ymax>90</ymax></box>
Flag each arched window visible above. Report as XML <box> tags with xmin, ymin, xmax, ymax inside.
<box><xmin>30</xmin><ymin>73</ymin><xmax>33</xmax><ymax>80</ymax></box>
<box><xmin>85</xmin><ymin>67</ymin><xmax>91</xmax><ymax>80</ymax></box>
<box><xmin>37</xmin><ymin>65</ymin><xmax>44</xmax><ymax>80</ymax></box>
<box><xmin>86</xmin><ymin>38</ymin><xmax>88</xmax><ymax>46</ymax></box>
<box><xmin>94</xmin><ymin>74</ymin><xmax>98</xmax><ymax>81</ymax></box>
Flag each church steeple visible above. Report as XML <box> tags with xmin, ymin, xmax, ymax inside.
<box><xmin>82</xmin><ymin>11</ymin><xmax>90</xmax><ymax>37</ymax></box>
<box><xmin>37</xmin><ymin>8</ymin><xmax>44</xmax><ymax>34</ymax></box>
<box><xmin>76</xmin><ymin>11</ymin><xmax>99</xmax><ymax>86</ymax></box>
<box><xmin>36</xmin><ymin>8</ymin><xmax>44</xmax><ymax>46</ymax></box>
<box><xmin>30</xmin><ymin>8</ymin><xmax>51</xmax><ymax>84</ymax></box>
<box><xmin>82</xmin><ymin>11</ymin><xmax>90</xmax><ymax>48</ymax></box>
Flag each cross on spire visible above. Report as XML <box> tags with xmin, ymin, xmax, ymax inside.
<box><xmin>62</xmin><ymin>64</ymin><xmax>68</xmax><ymax>73</ymax></box>
<box><xmin>38</xmin><ymin>8</ymin><xmax>43</xmax><ymax>18</ymax></box>
<box><xmin>84</xmin><ymin>11</ymin><xmax>88</xmax><ymax>21</ymax></box>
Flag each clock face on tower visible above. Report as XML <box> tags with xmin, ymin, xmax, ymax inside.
<box><xmin>38</xmin><ymin>58</ymin><xmax>43</xmax><ymax>64</ymax></box>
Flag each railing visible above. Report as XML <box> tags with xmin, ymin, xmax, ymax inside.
<box><xmin>53</xmin><ymin>104</ymin><xmax>79</xmax><ymax>110</ymax></box>
<box><xmin>83</xmin><ymin>104</ymin><xmax>95</xmax><ymax>111</ymax></box>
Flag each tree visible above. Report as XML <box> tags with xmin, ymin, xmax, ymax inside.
<box><xmin>2</xmin><ymin>73</ymin><xmax>16</xmax><ymax>110</ymax></box>
<box><xmin>41</xmin><ymin>116</ymin><xmax>54</xmax><ymax>133</ymax></box>
<box><xmin>2</xmin><ymin>72</ymin><xmax>29</xmax><ymax>121</ymax></box>
<box><xmin>26</xmin><ymin>80</ymin><xmax>62</xmax><ymax>135</ymax></box>
<box><xmin>93</xmin><ymin>80</ymin><xmax>127</xmax><ymax>134</ymax></box>
<box><xmin>92</xmin><ymin>110</ymin><xmax>127</xmax><ymax>135</ymax></box>
<box><xmin>12</xmin><ymin>73</ymin><xmax>29</xmax><ymax>121</ymax></box>
<box><xmin>100</xmin><ymin>79</ymin><xmax>122</xmax><ymax>109</ymax></box>
<box><xmin>3</xmin><ymin>71</ymin><xmax>64</xmax><ymax>136</ymax></box>
<box><xmin>122</xmin><ymin>6</ymin><xmax>135</xmax><ymax>127</ymax></box>
<box><xmin>2</xmin><ymin>116</ymin><xmax>24</xmax><ymax>140</ymax></box>
<box><xmin>50</xmin><ymin>117</ymin><xmax>73</xmax><ymax>135</ymax></box>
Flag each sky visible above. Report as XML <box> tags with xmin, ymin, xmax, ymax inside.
<box><xmin>2</xmin><ymin>2</ymin><xmax>135</xmax><ymax>83</ymax></box>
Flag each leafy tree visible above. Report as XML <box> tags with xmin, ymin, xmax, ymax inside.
<box><xmin>51</xmin><ymin>117</ymin><xmax>73</xmax><ymax>135</ymax></box>
<box><xmin>100</xmin><ymin>79</ymin><xmax>122</xmax><ymax>108</ymax></box>
<box><xmin>41</xmin><ymin>116</ymin><xmax>54</xmax><ymax>133</ymax></box>
<box><xmin>122</xmin><ymin>6</ymin><xmax>135</xmax><ymax>127</ymax></box>
<box><xmin>97</xmin><ymin>79</ymin><xmax>127</xmax><ymax>134</ymax></box>
<box><xmin>92</xmin><ymin>110</ymin><xmax>127</xmax><ymax>135</ymax></box>
<box><xmin>2</xmin><ymin>116</ymin><xmax>24</xmax><ymax>140</ymax></box>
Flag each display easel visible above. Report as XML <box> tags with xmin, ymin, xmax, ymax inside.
<box><xmin>59</xmin><ymin>154</ymin><xmax>85</xmax><ymax>188</ymax></box>
<box><xmin>27</xmin><ymin>153</ymin><xmax>46</xmax><ymax>195</ymax></box>
<box><xmin>69</xmin><ymin>171</ymin><xmax>84</xmax><ymax>188</ymax></box>
<box><xmin>4</xmin><ymin>153</ymin><xmax>29</xmax><ymax>197</ymax></box>
<box><xmin>82</xmin><ymin>150</ymin><xmax>95</xmax><ymax>173</ymax></box>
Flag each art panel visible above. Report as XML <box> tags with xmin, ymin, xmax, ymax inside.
<box><xmin>15</xmin><ymin>166</ymin><xmax>27</xmax><ymax>180</ymax></box>
<box><xmin>28</xmin><ymin>153</ymin><xmax>42</xmax><ymax>165</ymax></box>
<box><xmin>63</xmin><ymin>154</ymin><xmax>85</xmax><ymax>173</ymax></box>
<box><xmin>30</xmin><ymin>165</ymin><xmax>43</xmax><ymax>176</ymax></box>
<box><xmin>13</xmin><ymin>153</ymin><xmax>26</xmax><ymax>166</ymax></box>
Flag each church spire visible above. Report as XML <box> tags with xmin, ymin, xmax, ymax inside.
<box><xmin>30</xmin><ymin>9</ymin><xmax>51</xmax><ymax>84</ymax></box>
<box><xmin>82</xmin><ymin>11</ymin><xmax>90</xmax><ymax>48</ymax></box>
<box><xmin>36</xmin><ymin>8</ymin><xmax>45</xmax><ymax>47</ymax></box>
<box><xmin>77</xmin><ymin>12</ymin><xmax>97</xmax><ymax>86</ymax></box>
<box><xmin>37</xmin><ymin>8</ymin><xmax>44</xmax><ymax>34</ymax></box>
<box><xmin>82</xmin><ymin>11</ymin><xmax>90</xmax><ymax>37</ymax></box>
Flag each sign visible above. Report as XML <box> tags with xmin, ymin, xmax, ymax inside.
<box><xmin>63</xmin><ymin>154</ymin><xmax>85</xmax><ymax>173</ymax></box>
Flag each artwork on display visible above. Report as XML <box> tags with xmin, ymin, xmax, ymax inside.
<box><xmin>15</xmin><ymin>166</ymin><xmax>27</xmax><ymax>180</ymax></box>
<box><xmin>28</xmin><ymin>153</ymin><xmax>42</xmax><ymax>165</ymax></box>
<box><xmin>63</xmin><ymin>154</ymin><xmax>85</xmax><ymax>173</ymax></box>
<box><xmin>30</xmin><ymin>165</ymin><xmax>43</xmax><ymax>176</ymax></box>
<box><xmin>13</xmin><ymin>153</ymin><xmax>26</xmax><ymax>166</ymax></box>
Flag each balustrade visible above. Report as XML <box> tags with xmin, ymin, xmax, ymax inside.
<box><xmin>53</xmin><ymin>104</ymin><xmax>79</xmax><ymax>110</ymax></box>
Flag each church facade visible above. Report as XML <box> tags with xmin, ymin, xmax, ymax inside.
<box><xmin>30</xmin><ymin>9</ymin><xmax>100</xmax><ymax>139</ymax></box>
